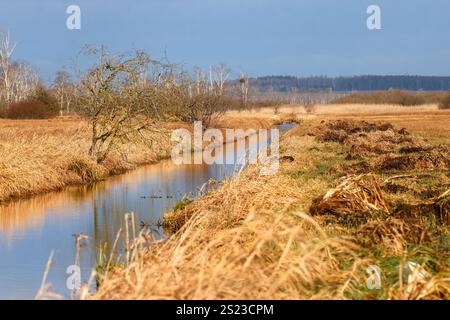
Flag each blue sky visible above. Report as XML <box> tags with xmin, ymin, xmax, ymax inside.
<box><xmin>1</xmin><ymin>0</ymin><xmax>449</xmax><ymax>81</ymax></box>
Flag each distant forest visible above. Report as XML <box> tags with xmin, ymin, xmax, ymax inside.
<box><xmin>250</xmin><ymin>75</ymin><xmax>450</xmax><ymax>92</ymax></box>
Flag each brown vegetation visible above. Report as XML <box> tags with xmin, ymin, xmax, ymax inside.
<box><xmin>85</xmin><ymin>114</ymin><xmax>449</xmax><ymax>300</ymax></box>
<box><xmin>4</xmin><ymin>100</ymin><xmax>55</xmax><ymax>119</ymax></box>
<box><xmin>440</xmin><ymin>92</ymin><xmax>450</xmax><ymax>109</ymax></box>
<box><xmin>332</xmin><ymin>90</ymin><xmax>446</xmax><ymax>106</ymax></box>
<box><xmin>93</xmin><ymin>168</ymin><xmax>369</xmax><ymax>300</ymax></box>
<box><xmin>0</xmin><ymin>118</ymin><xmax>171</xmax><ymax>203</ymax></box>
<box><xmin>0</xmin><ymin>115</ymin><xmax>272</xmax><ymax>204</ymax></box>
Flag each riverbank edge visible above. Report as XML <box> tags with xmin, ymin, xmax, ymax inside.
<box><xmin>0</xmin><ymin>118</ymin><xmax>274</xmax><ymax>206</ymax></box>
<box><xmin>90</xmin><ymin>117</ymin><xmax>449</xmax><ymax>300</ymax></box>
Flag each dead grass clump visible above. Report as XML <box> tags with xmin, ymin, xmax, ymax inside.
<box><xmin>317</xmin><ymin>129</ymin><xmax>348</xmax><ymax>143</ymax></box>
<box><xmin>315</xmin><ymin>120</ymin><xmax>394</xmax><ymax>137</ymax></box>
<box><xmin>392</xmin><ymin>191</ymin><xmax>449</xmax><ymax>227</ymax></box>
<box><xmin>344</xmin><ymin>129</ymin><xmax>417</xmax><ymax>160</ymax></box>
<box><xmin>379</xmin><ymin>147</ymin><xmax>450</xmax><ymax>171</ymax></box>
<box><xmin>311</xmin><ymin>120</ymin><xmax>412</xmax><ymax>159</ymax></box>
<box><xmin>399</xmin><ymin>146</ymin><xmax>432</xmax><ymax>154</ymax></box>
<box><xmin>387</xmin><ymin>272</ymin><xmax>450</xmax><ymax>300</ymax></box>
<box><xmin>346</xmin><ymin>142</ymin><xmax>391</xmax><ymax>160</ymax></box>
<box><xmin>434</xmin><ymin>189</ymin><xmax>450</xmax><ymax>225</ymax></box>
<box><xmin>356</xmin><ymin>218</ymin><xmax>430</xmax><ymax>255</ymax></box>
<box><xmin>309</xmin><ymin>174</ymin><xmax>389</xmax><ymax>224</ymax></box>
<box><xmin>164</xmin><ymin>168</ymin><xmax>305</xmax><ymax>233</ymax></box>
<box><xmin>359</xmin><ymin>129</ymin><xmax>412</xmax><ymax>144</ymax></box>
<box><xmin>67</xmin><ymin>156</ymin><xmax>105</xmax><ymax>183</ymax></box>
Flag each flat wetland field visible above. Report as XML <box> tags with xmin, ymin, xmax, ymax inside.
<box><xmin>94</xmin><ymin>105</ymin><xmax>449</xmax><ymax>300</ymax></box>
<box><xmin>1</xmin><ymin>104</ymin><xmax>449</xmax><ymax>299</ymax></box>
<box><xmin>0</xmin><ymin>116</ymin><xmax>270</xmax><ymax>204</ymax></box>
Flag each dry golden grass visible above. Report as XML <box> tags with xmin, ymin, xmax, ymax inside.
<box><xmin>328</xmin><ymin>113</ymin><xmax>450</xmax><ymax>142</ymax></box>
<box><xmin>5</xmin><ymin>105</ymin><xmax>449</xmax><ymax>300</ymax></box>
<box><xmin>0</xmin><ymin>117</ymin><xmax>172</xmax><ymax>203</ymax></box>
<box><xmin>225</xmin><ymin>103</ymin><xmax>450</xmax><ymax>127</ymax></box>
<box><xmin>216</xmin><ymin>116</ymin><xmax>272</xmax><ymax>130</ymax></box>
<box><xmin>0</xmin><ymin>116</ymin><xmax>273</xmax><ymax>204</ymax></box>
<box><xmin>92</xmin><ymin>167</ymin><xmax>369</xmax><ymax>300</ymax></box>
<box><xmin>89</xmin><ymin>114</ymin><xmax>449</xmax><ymax>300</ymax></box>
<box><xmin>224</xmin><ymin>105</ymin><xmax>307</xmax><ymax>124</ymax></box>
<box><xmin>310</xmin><ymin>103</ymin><xmax>440</xmax><ymax>115</ymax></box>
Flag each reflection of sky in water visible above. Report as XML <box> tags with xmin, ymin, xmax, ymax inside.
<box><xmin>0</xmin><ymin>122</ymin><xmax>294</xmax><ymax>299</ymax></box>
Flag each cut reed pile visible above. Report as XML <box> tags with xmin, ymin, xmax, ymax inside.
<box><xmin>305</xmin><ymin>119</ymin><xmax>450</xmax><ymax>173</ymax></box>
<box><xmin>310</xmin><ymin>174</ymin><xmax>389</xmax><ymax>220</ymax></box>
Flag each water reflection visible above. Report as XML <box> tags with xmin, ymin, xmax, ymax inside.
<box><xmin>0</xmin><ymin>122</ymin><xmax>295</xmax><ymax>299</ymax></box>
<box><xmin>0</xmin><ymin>146</ymin><xmax>240</xmax><ymax>299</ymax></box>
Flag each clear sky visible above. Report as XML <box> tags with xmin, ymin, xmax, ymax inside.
<box><xmin>1</xmin><ymin>0</ymin><xmax>449</xmax><ymax>81</ymax></box>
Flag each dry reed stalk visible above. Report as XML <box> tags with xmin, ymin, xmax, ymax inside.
<box><xmin>35</xmin><ymin>251</ymin><xmax>63</xmax><ymax>300</ymax></box>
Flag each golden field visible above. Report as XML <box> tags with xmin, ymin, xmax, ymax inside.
<box><xmin>0</xmin><ymin>117</ymin><xmax>173</xmax><ymax>204</ymax></box>
<box><xmin>0</xmin><ymin>116</ymin><xmax>273</xmax><ymax>204</ymax></box>
<box><xmin>87</xmin><ymin>105</ymin><xmax>449</xmax><ymax>300</ymax></box>
<box><xmin>1</xmin><ymin>104</ymin><xmax>449</xmax><ymax>300</ymax></box>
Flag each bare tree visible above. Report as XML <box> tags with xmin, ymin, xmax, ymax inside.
<box><xmin>239</xmin><ymin>72</ymin><xmax>249</xmax><ymax>107</ymax></box>
<box><xmin>0</xmin><ymin>31</ymin><xmax>16</xmax><ymax>106</ymax></box>
<box><xmin>0</xmin><ymin>32</ymin><xmax>39</xmax><ymax>108</ymax></box>
<box><xmin>11</xmin><ymin>61</ymin><xmax>39</xmax><ymax>102</ymax></box>
<box><xmin>212</xmin><ymin>64</ymin><xmax>230</xmax><ymax>95</ymax></box>
<box><xmin>78</xmin><ymin>46</ymin><xmax>162</xmax><ymax>164</ymax></box>
<box><xmin>194</xmin><ymin>67</ymin><xmax>207</xmax><ymax>95</ymax></box>
<box><xmin>53</xmin><ymin>70</ymin><xmax>73</xmax><ymax>115</ymax></box>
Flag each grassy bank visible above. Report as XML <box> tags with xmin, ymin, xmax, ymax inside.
<box><xmin>91</xmin><ymin>112</ymin><xmax>449</xmax><ymax>300</ymax></box>
<box><xmin>0</xmin><ymin>118</ymin><xmax>173</xmax><ymax>203</ymax></box>
<box><xmin>0</xmin><ymin>117</ymin><xmax>274</xmax><ymax>204</ymax></box>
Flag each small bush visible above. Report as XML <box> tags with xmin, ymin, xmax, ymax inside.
<box><xmin>31</xmin><ymin>85</ymin><xmax>60</xmax><ymax>115</ymax></box>
<box><xmin>5</xmin><ymin>100</ymin><xmax>56</xmax><ymax>119</ymax></box>
<box><xmin>175</xmin><ymin>93</ymin><xmax>228</xmax><ymax>126</ymax></box>
<box><xmin>439</xmin><ymin>92</ymin><xmax>450</xmax><ymax>109</ymax></box>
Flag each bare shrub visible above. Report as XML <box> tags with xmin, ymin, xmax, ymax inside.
<box><xmin>5</xmin><ymin>100</ymin><xmax>55</xmax><ymax>119</ymax></box>
<box><xmin>30</xmin><ymin>85</ymin><xmax>59</xmax><ymax>115</ymax></box>
<box><xmin>439</xmin><ymin>91</ymin><xmax>450</xmax><ymax>109</ymax></box>
<box><xmin>175</xmin><ymin>92</ymin><xmax>228</xmax><ymax>127</ymax></box>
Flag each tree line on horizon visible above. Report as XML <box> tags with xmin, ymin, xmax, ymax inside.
<box><xmin>250</xmin><ymin>75</ymin><xmax>450</xmax><ymax>92</ymax></box>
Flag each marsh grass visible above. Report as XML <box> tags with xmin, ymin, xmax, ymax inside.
<box><xmin>28</xmin><ymin>111</ymin><xmax>450</xmax><ymax>300</ymax></box>
<box><xmin>0</xmin><ymin>118</ymin><xmax>172</xmax><ymax>203</ymax></box>
<box><xmin>88</xmin><ymin>118</ymin><xmax>449</xmax><ymax>300</ymax></box>
<box><xmin>92</xmin><ymin>168</ymin><xmax>371</xmax><ymax>299</ymax></box>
